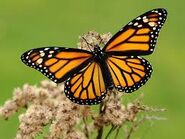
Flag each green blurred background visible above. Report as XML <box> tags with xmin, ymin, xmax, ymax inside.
<box><xmin>0</xmin><ymin>0</ymin><xmax>184</xmax><ymax>138</ymax></box>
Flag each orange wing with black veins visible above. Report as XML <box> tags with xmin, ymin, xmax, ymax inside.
<box><xmin>106</xmin><ymin>55</ymin><xmax>152</xmax><ymax>93</ymax></box>
<box><xmin>103</xmin><ymin>8</ymin><xmax>167</xmax><ymax>56</ymax></box>
<box><xmin>64</xmin><ymin>61</ymin><xmax>107</xmax><ymax>105</ymax></box>
<box><xmin>21</xmin><ymin>47</ymin><xmax>93</xmax><ymax>83</ymax></box>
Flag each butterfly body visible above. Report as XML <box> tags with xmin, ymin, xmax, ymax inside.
<box><xmin>21</xmin><ymin>8</ymin><xmax>167</xmax><ymax>105</ymax></box>
<box><xmin>93</xmin><ymin>45</ymin><xmax>114</xmax><ymax>90</ymax></box>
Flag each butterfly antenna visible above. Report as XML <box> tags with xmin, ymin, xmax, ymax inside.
<box><xmin>98</xmin><ymin>34</ymin><xmax>103</xmax><ymax>45</ymax></box>
<box><xmin>81</xmin><ymin>37</ymin><xmax>93</xmax><ymax>52</ymax></box>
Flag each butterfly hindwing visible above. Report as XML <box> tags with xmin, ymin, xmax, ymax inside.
<box><xmin>106</xmin><ymin>55</ymin><xmax>152</xmax><ymax>93</ymax></box>
<box><xmin>64</xmin><ymin>61</ymin><xmax>107</xmax><ymax>105</ymax></box>
<box><xmin>103</xmin><ymin>8</ymin><xmax>167</xmax><ymax>56</ymax></box>
<box><xmin>21</xmin><ymin>47</ymin><xmax>93</xmax><ymax>83</ymax></box>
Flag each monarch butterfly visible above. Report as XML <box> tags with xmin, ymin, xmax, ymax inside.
<box><xmin>21</xmin><ymin>8</ymin><xmax>167</xmax><ymax>105</ymax></box>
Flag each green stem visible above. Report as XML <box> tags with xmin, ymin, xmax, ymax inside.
<box><xmin>114</xmin><ymin>126</ymin><xmax>121</xmax><ymax>139</ymax></box>
<box><xmin>105</xmin><ymin>125</ymin><xmax>116</xmax><ymax>139</ymax></box>
<box><xmin>96</xmin><ymin>102</ymin><xmax>105</xmax><ymax>139</ymax></box>
<box><xmin>83</xmin><ymin>117</ymin><xmax>90</xmax><ymax>139</ymax></box>
<box><xmin>125</xmin><ymin>118</ymin><xmax>145</xmax><ymax>139</ymax></box>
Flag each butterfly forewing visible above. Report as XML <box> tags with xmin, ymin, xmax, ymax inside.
<box><xmin>103</xmin><ymin>8</ymin><xmax>167</xmax><ymax>56</ymax></box>
<box><xmin>106</xmin><ymin>56</ymin><xmax>152</xmax><ymax>92</ymax></box>
<box><xmin>64</xmin><ymin>61</ymin><xmax>107</xmax><ymax>105</ymax></box>
<box><xmin>21</xmin><ymin>47</ymin><xmax>93</xmax><ymax>83</ymax></box>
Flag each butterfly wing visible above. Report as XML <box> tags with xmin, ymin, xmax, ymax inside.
<box><xmin>64</xmin><ymin>61</ymin><xmax>107</xmax><ymax>105</ymax></box>
<box><xmin>21</xmin><ymin>47</ymin><xmax>93</xmax><ymax>83</ymax></box>
<box><xmin>106</xmin><ymin>55</ymin><xmax>152</xmax><ymax>92</ymax></box>
<box><xmin>103</xmin><ymin>8</ymin><xmax>167</xmax><ymax>56</ymax></box>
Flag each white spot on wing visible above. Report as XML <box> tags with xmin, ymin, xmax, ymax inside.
<box><xmin>40</xmin><ymin>53</ymin><xmax>45</xmax><ymax>57</ymax></box>
<box><xmin>36</xmin><ymin>58</ymin><xmax>43</xmax><ymax>64</ymax></box>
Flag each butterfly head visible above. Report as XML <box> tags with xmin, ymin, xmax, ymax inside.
<box><xmin>94</xmin><ymin>45</ymin><xmax>102</xmax><ymax>53</ymax></box>
<box><xmin>93</xmin><ymin>45</ymin><xmax>106</xmax><ymax>61</ymax></box>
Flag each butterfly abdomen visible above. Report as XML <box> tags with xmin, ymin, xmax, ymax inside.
<box><xmin>94</xmin><ymin>46</ymin><xmax>114</xmax><ymax>90</ymax></box>
<box><xmin>101</xmin><ymin>62</ymin><xmax>114</xmax><ymax>90</ymax></box>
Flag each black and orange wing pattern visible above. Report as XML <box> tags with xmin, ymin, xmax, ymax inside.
<box><xmin>21</xmin><ymin>8</ymin><xmax>167</xmax><ymax>105</ymax></box>
<box><xmin>64</xmin><ymin>61</ymin><xmax>107</xmax><ymax>105</ymax></box>
<box><xmin>107</xmin><ymin>55</ymin><xmax>152</xmax><ymax>92</ymax></box>
<box><xmin>21</xmin><ymin>47</ymin><xmax>93</xmax><ymax>83</ymax></box>
<box><xmin>103</xmin><ymin>8</ymin><xmax>167</xmax><ymax>56</ymax></box>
